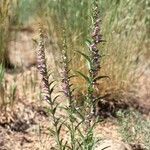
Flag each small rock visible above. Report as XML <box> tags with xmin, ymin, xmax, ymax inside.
<box><xmin>8</xmin><ymin>30</ymin><xmax>36</xmax><ymax>69</ymax></box>
<box><xmin>95</xmin><ymin>139</ymin><xmax>132</xmax><ymax>150</ymax></box>
<box><xmin>10</xmin><ymin>120</ymin><xmax>30</xmax><ymax>132</ymax></box>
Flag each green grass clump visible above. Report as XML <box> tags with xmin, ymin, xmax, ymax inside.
<box><xmin>117</xmin><ymin>109</ymin><xmax>150</xmax><ymax>149</ymax></box>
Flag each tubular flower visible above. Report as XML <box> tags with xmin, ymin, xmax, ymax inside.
<box><xmin>37</xmin><ymin>27</ymin><xmax>51</xmax><ymax>104</ymax></box>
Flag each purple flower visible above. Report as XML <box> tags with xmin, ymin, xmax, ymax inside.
<box><xmin>61</xmin><ymin>32</ymin><xmax>74</xmax><ymax>108</ymax></box>
<box><xmin>36</xmin><ymin>27</ymin><xmax>51</xmax><ymax>104</ymax></box>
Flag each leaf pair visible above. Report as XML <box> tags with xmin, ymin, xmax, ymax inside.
<box><xmin>77</xmin><ymin>70</ymin><xmax>110</xmax><ymax>84</ymax></box>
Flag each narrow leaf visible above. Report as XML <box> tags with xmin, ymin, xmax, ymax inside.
<box><xmin>48</xmin><ymin>128</ymin><xmax>55</xmax><ymax>136</ymax></box>
<box><xmin>77</xmin><ymin>51</ymin><xmax>91</xmax><ymax>64</ymax></box>
<box><xmin>68</xmin><ymin>75</ymin><xmax>77</xmax><ymax>79</ymax></box>
<box><xmin>52</xmin><ymin>95</ymin><xmax>60</xmax><ymax>104</ymax></box>
<box><xmin>52</xmin><ymin>104</ymin><xmax>59</xmax><ymax>115</ymax></box>
<box><xmin>58</xmin><ymin>123</ymin><xmax>64</xmax><ymax>136</ymax></box>
<box><xmin>85</xmin><ymin>39</ymin><xmax>92</xmax><ymax>48</ymax></box>
<box><xmin>76</xmin><ymin>71</ymin><xmax>91</xmax><ymax>84</ymax></box>
<box><xmin>50</xmin><ymin>84</ymin><xmax>57</xmax><ymax>94</ymax></box>
<box><xmin>93</xmin><ymin>76</ymin><xmax>110</xmax><ymax>82</ymax></box>
<box><xmin>75</xmin><ymin>110</ymin><xmax>84</xmax><ymax>120</ymax></box>
<box><xmin>49</xmin><ymin>80</ymin><xmax>55</xmax><ymax>88</ymax></box>
<box><xmin>75</xmin><ymin>120</ymin><xmax>84</xmax><ymax>131</ymax></box>
<box><xmin>102</xmin><ymin>146</ymin><xmax>111</xmax><ymax>150</ymax></box>
<box><xmin>63</xmin><ymin>141</ymin><xmax>68</xmax><ymax>150</ymax></box>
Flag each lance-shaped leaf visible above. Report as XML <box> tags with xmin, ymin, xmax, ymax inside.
<box><xmin>68</xmin><ymin>75</ymin><xmax>77</xmax><ymax>79</ymax></box>
<box><xmin>50</xmin><ymin>84</ymin><xmax>57</xmax><ymax>95</ymax></box>
<box><xmin>76</xmin><ymin>51</ymin><xmax>92</xmax><ymax>70</ymax></box>
<box><xmin>63</xmin><ymin>145</ymin><xmax>72</xmax><ymax>150</ymax></box>
<box><xmin>76</xmin><ymin>140</ymin><xmax>84</xmax><ymax>150</ymax></box>
<box><xmin>47</xmin><ymin>72</ymin><xmax>53</xmax><ymax>79</ymax></box>
<box><xmin>48</xmin><ymin>128</ymin><xmax>55</xmax><ymax>136</ymax></box>
<box><xmin>57</xmin><ymin>122</ymin><xmax>64</xmax><ymax>136</ymax></box>
<box><xmin>52</xmin><ymin>103</ymin><xmax>59</xmax><ymax>115</ymax></box>
<box><xmin>63</xmin><ymin>122</ymin><xmax>72</xmax><ymax>131</ymax></box>
<box><xmin>67</xmin><ymin>58</ymin><xmax>72</xmax><ymax>64</ymax></box>
<box><xmin>76</xmin><ymin>71</ymin><xmax>91</xmax><ymax>84</ymax></box>
<box><xmin>49</xmin><ymin>80</ymin><xmax>55</xmax><ymax>88</ymax></box>
<box><xmin>75</xmin><ymin>120</ymin><xmax>84</xmax><ymax>131</ymax></box>
<box><xmin>74</xmin><ymin>108</ymin><xmax>85</xmax><ymax>120</ymax></box>
<box><xmin>101</xmin><ymin>146</ymin><xmax>111</xmax><ymax>150</ymax></box>
<box><xmin>85</xmin><ymin>39</ymin><xmax>92</xmax><ymax>48</ymax></box>
<box><xmin>62</xmin><ymin>141</ymin><xmax>68</xmax><ymax>150</ymax></box>
<box><xmin>65</xmin><ymin>69</ymin><xmax>71</xmax><ymax>75</ymax></box>
<box><xmin>68</xmin><ymin>83</ymin><xmax>73</xmax><ymax>89</ymax></box>
<box><xmin>77</xmin><ymin>51</ymin><xmax>91</xmax><ymax>64</ymax></box>
<box><xmin>52</xmin><ymin>95</ymin><xmax>60</xmax><ymax>104</ymax></box>
<box><xmin>77</xmin><ymin>128</ymin><xmax>84</xmax><ymax>139</ymax></box>
<box><xmin>54</xmin><ymin>117</ymin><xmax>61</xmax><ymax>126</ymax></box>
<box><xmin>59</xmin><ymin>139</ymin><xmax>63</xmax><ymax>148</ymax></box>
<box><xmin>93</xmin><ymin>75</ymin><xmax>110</xmax><ymax>82</ymax></box>
<box><xmin>59</xmin><ymin>106</ymin><xmax>68</xmax><ymax>111</ymax></box>
<box><xmin>70</xmin><ymin>88</ymin><xmax>76</xmax><ymax>95</ymax></box>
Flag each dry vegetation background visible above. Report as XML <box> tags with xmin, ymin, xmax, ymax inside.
<box><xmin>0</xmin><ymin>0</ymin><xmax>150</xmax><ymax>149</ymax></box>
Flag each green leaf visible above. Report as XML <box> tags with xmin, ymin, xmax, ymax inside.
<box><xmin>77</xmin><ymin>50</ymin><xmax>92</xmax><ymax>70</ymax></box>
<box><xmin>62</xmin><ymin>141</ymin><xmax>68</xmax><ymax>150</ymax></box>
<box><xmin>57</xmin><ymin>122</ymin><xmax>64</xmax><ymax>136</ymax></box>
<box><xmin>55</xmin><ymin>118</ymin><xmax>61</xmax><ymax>126</ymax></box>
<box><xmin>85</xmin><ymin>39</ymin><xmax>92</xmax><ymax>48</ymax></box>
<box><xmin>49</xmin><ymin>80</ymin><xmax>55</xmax><ymax>88</ymax></box>
<box><xmin>59</xmin><ymin>106</ymin><xmax>69</xmax><ymax>112</ymax></box>
<box><xmin>50</xmin><ymin>84</ymin><xmax>57</xmax><ymax>94</ymax></box>
<box><xmin>59</xmin><ymin>139</ymin><xmax>63</xmax><ymax>147</ymax></box>
<box><xmin>52</xmin><ymin>104</ymin><xmax>59</xmax><ymax>115</ymax></box>
<box><xmin>69</xmin><ymin>84</ymin><xmax>73</xmax><ymax>88</ymax></box>
<box><xmin>48</xmin><ymin>72</ymin><xmax>53</xmax><ymax>79</ymax></box>
<box><xmin>52</xmin><ymin>95</ymin><xmax>60</xmax><ymax>104</ymax></box>
<box><xmin>32</xmin><ymin>38</ymin><xmax>38</xmax><ymax>44</ymax></box>
<box><xmin>102</xmin><ymin>146</ymin><xmax>111</xmax><ymax>150</ymax></box>
<box><xmin>68</xmin><ymin>75</ymin><xmax>77</xmax><ymax>79</ymax></box>
<box><xmin>76</xmin><ymin>140</ymin><xmax>84</xmax><ymax>150</ymax></box>
<box><xmin>66</xmin><ymin>69</ymin><xmax>71</xmax><ymax>74</ymax></box>
<box><xmin>48</xmin><ymin>128</ymin><xmax>55</xmax><ymax>136</ymax></box>
<box><xmin>74</xmin><ymin>108</ymin><xmax>84</xmax><ymax>120</ymax></box>
<box><xmin>63</xmin><ymin>144</ymin><xmax>72</xmax><ymax>150</ymax></box>
<box><xmin>63</xmin><ymin>122</ymin><xmax>71</xmax><ymax>131</ymax></box>
<box><xmin>75</xmin><ymin>120</ymin><xmax>84</xmax><ymax>131</ymax></box>
<box><xmin>76</xmin><ymin>51</ymin><xmax>91</xmax><ymax>64</ymax></box>
<box><xmin>93</xmin><ymin>75</ymin><xmax>110</xmax><ymax>82</ymax></box>
<box><xmin>77</xmin><ymin>128</ymin><xmax>84</xmax><ymax>139</ymax></box>
<box><xmin>70</xmin><ymin>88</ymin><xmax>76</xmax><ymax>94</ymax></box>
<box><xmin>76</xmin><ymin>71</ymin><xmax>91</xmax><ymax>84</ymax></box>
